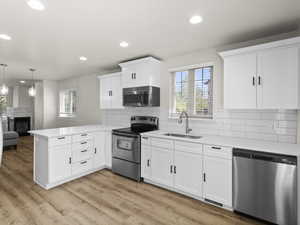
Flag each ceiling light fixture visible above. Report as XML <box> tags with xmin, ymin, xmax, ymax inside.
<box><xmin>28</xmin><ymin>68</ymin><xmax>36</xmax><ymax>97</ymax></box>
<box><xmin>0</xmin><ymin>64</ymin><xmax>9</xmax><ymax>96</ymax></box>
<box><xmin>79</xmin><ymin>56</ymin><xmax>87</xmax><ymax>61</ymax></box>
<box><xmin>26</xmin><ymin>0</ymin><xmax>46</xmax><ymax>11</ymax></box>
<box><xmin>120</xmin><ymin>41</ymin><xmax>129</xmax><ymax>48</ymax></box>
<box><xmin>189</xmin><ymin>15</ymin><xmax>203</xmax><ymax>24</ymax></box>
<box><xmin>0</xmin><ymin>34</ymin><xmax>11</xmax><ymax>40</ymax></box>
<box><xmin>20</xmin><ymin>80</ymin><xmax>26</xmax><ymax>84</ymax></box>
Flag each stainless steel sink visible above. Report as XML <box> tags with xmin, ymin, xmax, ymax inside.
<box><xmin>164</xmin><ymin>133</ymin><xmax>202</xmax><ymax>139</ymax></box>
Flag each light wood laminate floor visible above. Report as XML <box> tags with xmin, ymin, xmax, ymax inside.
<box><xmin>0</xmin><ymin>136</ymin><xmax>266</xmax><ymax>225</ymax></box>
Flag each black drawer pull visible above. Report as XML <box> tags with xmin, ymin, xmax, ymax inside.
<box><xmin>211</xmin><ymin>146</ymin><xmax>221</xmax><ymax>150</ymax></box>
<box><xmin>81</xmin><ymin>134</ymin><xmax>87</xmax><ymax>137</ymax></box>
<box><xmin>81</xmin><ymin>150</ymin><xmax>88</xmax><ymax>153</ymax></box>
<box><xmin>81</xmin><ymin>141</ymin><xmax>87</xmax><ymax>145</ymax></box>
<box><xmin>57</xmin><ymin>137</ymin><xmax>65</xmax><ymax>140</ymax></box>
<box><xmin>80</xmin><ymin>161</ymin><xmax>87</xmax><ymax>164</ymax></box>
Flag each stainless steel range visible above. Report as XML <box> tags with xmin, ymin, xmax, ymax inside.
<box><xmin>112</xmin><ymin>116</ymin><xmax>159</xmax><ymax>181</ymax></box>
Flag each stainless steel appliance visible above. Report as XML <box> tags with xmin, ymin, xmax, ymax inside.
<box><xmin>123</xmin><ymin>86</ymin><xmax>160</xmax><ymax>107</ymax></box>
<box><xmin>112</xmin><ymin>116</ymin><xmax>159</xmax><ymax>181</ymax></box>
<box><xmin>233</xmin><ymin>148</ymin><xmax>297</xmax><ymax>225</ymax></box>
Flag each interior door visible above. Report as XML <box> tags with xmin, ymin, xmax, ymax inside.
<box><xmin>92</xmin><ymin>131</ymin><xmax>106</xmax><ymax>168</ymax></box>
<box><xmin>203</xmin><ymin>156</ymin><xmax>232</xmax><ymax>206</ymax></box>
<box><xmin>223</xmin><ymin>53</ymin><xmax>257</xmax><ymax>109</ymax></box>
<box><xmin>99</xmin><ymin>77</ymin><xmax>112</xmax><ymax>109</ymax></box>
<box><xmin>110</xmin><ymin>75</ymin><xmax>124</xmax><ymax>109</ymax></box>
<box><xmin>257</xmin><ymin>46</ymin><xmax>299</xmax><ymax>109</ymax></box>
<box><xmin>151</xmin><ymin>146</ymin><xmax>173</xmax><ymax>187</ymax></box>
<box><xmin>141</xmin><ymin>144</ymin><xmax>151</xmax><ymax>179</ymax></box>
<box><xmin>174</xmin><ymin>151</ymin><xmax>203</xmax><ymax>197</ymax></box>
<box><xmin>49</xmin><ymin>145</ymin><xmax>72</xmax><ymax>183</ymax></box>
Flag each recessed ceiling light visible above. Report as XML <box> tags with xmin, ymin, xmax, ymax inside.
<box><xmin>0</xmin><ymin>34</ymin><xmax>11</xmax><ymax>40</ymax></box>
<box><xmin>189</xmin><ymin>15</ymin><xmax>203</xmax><ymax>24</ymax></box>
<box><xmin>79</xmin><ymin>56</ymin><xmax>87</xmax><ymax>61</ymax></box>
<box><xmin>120</xmin><ymin>41</ymin><xmax>129</xmax><ymax>48</ymax></box>
<box><xmin>26</xmin><ymin>0</ymin><xmax>46</xmax><ymax>11</ymax></box>
<box><xmin>20</xmin><ymin>80</ymin><xmax>26</xmax><ymax>84</ymax></box>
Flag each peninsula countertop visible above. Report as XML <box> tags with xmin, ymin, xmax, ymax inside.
<box><xmin>29</xmin><ymin>125</ymin><xmax>121</xmax><ymax>138</ymax></box>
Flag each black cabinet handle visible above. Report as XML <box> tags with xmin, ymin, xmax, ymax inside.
<box><xmin>69</xmin><ymin>157</ymin><xmax>72</xmax><ymax>164</ymax></box>
<box><xmin>147</xmin><ymin>159</ymin><xmax>150</xmax><ymax>167</ymax></box>
<box><xmin>211</xmin><ymin>146</ymin><xmax>221</xmax><ymax>150</ymax></box>
<box><xmin>94</xmin><ymin>148</ymin><xmax>97</xmax><ymax>154</ymax></box>
<box><xmin>258</xmin><ymin>76</ymin><xmax>261</xmax><ymax>85</ymax></box>
<box><xmin>170</xmin><ymin>165</ymin><xmax>173</xmax><ymax>173</ymax></box>
<box><xmin>174</xmin><ymin>166</ymin><xmax>176</xmax><ymax>174</ymax></box>
<box><xmin>142</xmin><ymin>137</ymin><xmax>149</xmax><ymax>140</ymax></box>
<box><xmin>203</xmin><ymin>173</ymin><xmax>206</xmax><ymax>182</ymax></box>
<box><xmin>81</xmin><ymin>150</ymin><xmax>87</xmax><ymax>153</ymax></box>
<box><xmin>252</xmin><ymin>76</ymin><xmax>255</xmax><ymax>86</ymax></box>
<box><xmin>57</xmin><ymin>137</ymin><xmax>65</xmax><ymax>140</ymax></box>
<box><xmin>81</xmin><ymin>134</ymin><xmax>87</xmax><ymax>137</ymax></box>
<box><xmin>80</xmin><ymin>161</ymin><xmax>87</xmax><ymax>165</ymax></box>
<box><xmin>81</xmin><ymin>141</ymin><xmax>87</xmax><ymax>145</ymax></box>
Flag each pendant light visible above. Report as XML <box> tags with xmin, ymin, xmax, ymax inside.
<box><xmin>28</xmin><ymin>68</ymin><xmax>36</xmax><ymax>97</ymax></box>
<box><xmin>0</xmin><ymin>64</ymin><xmax>9</xmax><ymax>96</ymax></box>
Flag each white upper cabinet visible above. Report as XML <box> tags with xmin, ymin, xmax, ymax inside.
<box><xmin>220</xmin><ymin>37</ymin><xmax>300</xmax><ymax>109</ymax></box>
<box><xmin>98</xmin><ymin>73</ymin><xmax>123</xmax><ymax>109</ymax></box>
<box><xmin>119</xmin><ymin>57</ymin><xmax>161</xmax><ymax>88</ymax></box>
<box><xmin>223</xmin><ymin>53</ymin><xmax>257</xmax><ymax>109</ymax></box>
<box><xmin>257</xmin><ymin>46</ymin><xmax>299</xmax><ymax>109</ymax></box>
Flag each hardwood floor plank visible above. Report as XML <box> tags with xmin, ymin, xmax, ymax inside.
<box><xmin>0</xmin><ymin>136</ymin><xmax>266</xmax><ymax>225</ymax></box>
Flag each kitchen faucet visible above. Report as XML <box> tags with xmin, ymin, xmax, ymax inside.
<box><xmin>178</xmin><ymin>111</ymin><xmax>192</xmax><ymax>134</ymax></box>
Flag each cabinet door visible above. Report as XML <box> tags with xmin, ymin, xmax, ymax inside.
<box><xmin>105</xmin><ymin>132</ymin><xmax>112</xmax><ymax>168</ymax></box>
<box><xmin>257</xmin><ymin>46</ymin><xmax>299</xmax><ymax>109</ymax></box>
<box><xmin>92</xmin><ymin>131</ymin><xmax>106</xmax><ymax>169</ymax></box>
<box><xmin>121</xmin><ymin>67</ymin><xmax>136</xmax><ymax>88</ymax></box>
<box><xmin>151</xmin><ymin>146</ymin><xmax>173</xmax><ymax>187</ymax></box>
<box><xmin>174</xmin><ymin>151</ymin><xmax>203</xmax><ymax>197</ymax></box>
<box><xmin>203</xmin><ymin>156</ymin><xmax>232</xmax><ymax>207</ymax></box>
<box><xmin>99</xmin><ymin>77</ymin><xmax>112</xmax><ymax>109</ymax></box>
<box><xmin>48</xmin><ymin>145</ymin><xmax>72</xmax><ymax>183</ymax></box>
<box><xmin>141</xmin><ymin>144</ymin><xmax>151</xmax><ymax>179</ymax></box>
<box><xmin>223</xmin><ymin>53</ymin><xmax>257</xmax><ymax>109</ymax></box>
<box><xmin>110</xmin><ymin>75</ymin><xmax>124</xmax><ymax>109</ymax></box>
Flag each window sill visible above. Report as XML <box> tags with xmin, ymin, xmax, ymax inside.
<box><xmin>58</xmin><ymin>114</ymin><xmax>76</xmax><ymax>118</ymax></box>
<box><xmin>168</xmin><ymin>116</ymin><xmax>214</xmax><ymax>121</ymax></box>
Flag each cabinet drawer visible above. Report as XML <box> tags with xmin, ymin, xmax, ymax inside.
<box><xmin>141</xmin><ymin>136</ymin><xmax>151</xmax><ymax>145</ymax></box>
<box><xmin>72</xmin><ymin>159</ymin><xmax>92</xmax><ymax>175</ymax></box>
<box><xmin>151</xmin><ymin>138</ymin><xmax>173</xmax><ymax>150</ymax></box>
<box><xmin>72</xmin><ymin>146</ymin><xmax>93</xmax><ymax>162</ymax></box>
<box><xmin>72</xmin><ymin>133</ymin><xmax>92</xmax><ymax>143</ymax></box>
<box><xmin>49</xmin><ymin>136</ymin><xmax>71</xmax><ymax>147</ymax></box>
<box><xmin>203</xmin><ymin>145</ymin><xmax>232</xmax><ymax>160</ymax></box>
<box><xmin>72</xmin><ymin>139</ymin><xmax>92</xmax><ymax>151</ymax></box>
<box><xmin>175</xmin><ymin>141</ymin><xmax>203</xmax><ymax>155</ymax></box>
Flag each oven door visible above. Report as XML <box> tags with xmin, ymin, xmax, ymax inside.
<box><xmin>112</xmin><ymin>133</ymin><xmax>141</xmax><ymax>163</ymax></box>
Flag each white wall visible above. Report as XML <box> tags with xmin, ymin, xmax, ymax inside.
<box><xmin>56</xmin><ymin>74</ymin><xmax>102</xmax><ymax>127</ymax></box>
<box><xmin>34</xmin><ymin>82</ymin><xmax>44</xmax><ymax>129</ymax></box>
<box><xmin>43</xmin><ymin>80</ymin><xmax>58</xmax><ymax>129</ymax></box>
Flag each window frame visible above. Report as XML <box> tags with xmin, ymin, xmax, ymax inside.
<box><xmin>169</xmin><ymin>63</ymin><xmax>214</xmax><ymax>119</ymax></box>
<box><xmin>59</xmin><ymin>88</ymin><xmax>77</xmax><ymax>118</ymax></box>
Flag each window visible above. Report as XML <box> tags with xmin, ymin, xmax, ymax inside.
<box><xmin>171</xmin><ymin>65</ymin><xmax>213</xmax><ymax>119</ymax></box>
<box><xmin>0</xmin><ymin>95</ymin><xmax>7</xmax><ymax>112</ymax></box>
<box><xmin>59</xmin><ymin>89</ymin><xmax>77</xmax><ymax>117</ymax></box>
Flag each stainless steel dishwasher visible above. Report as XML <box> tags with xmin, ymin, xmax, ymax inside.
<box><xmin>233</xmin><ymin>148</ymin><xmax>297</xmax><ymax>225</ymax></box>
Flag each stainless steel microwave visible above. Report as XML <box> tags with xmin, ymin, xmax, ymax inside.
<box><xmin>123</xmin><ymin>86</ymin><xmax>160</xmax><ymax>107</ymax></box>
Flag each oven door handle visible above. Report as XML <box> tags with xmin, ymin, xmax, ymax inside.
<box><xmin>112</xmin><ymin>132</ymin><xmax>139</xmax><ymax>139</ymax></box>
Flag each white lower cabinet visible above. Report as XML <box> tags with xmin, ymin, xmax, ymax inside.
<box><xmin>203</xmin><ymin>155</ymin><xmax>232</xmax><ymax>207</ymax></box>
<box><xmin>141</xmin><ymin>137</ymin><xmax>233</xmax><ymax>209</ymax></box>
<box><xmin>174</xmin><ymin>151</ymin><xmax>203</xmax><ymax>197</ymax></box>
<box><xmin>151</xmin><ymin>146</ymin><xmax>173</xmax><ymax>187</ymax></box>
<box><xmin>48</xmin><ymin>144</ymin><xmax>72</xmax><ymax>183</ymax></box>
<box><xmin>92</xmin><ymin>131</ymin><xmax>106</xmax><ymax>168</ymax></box>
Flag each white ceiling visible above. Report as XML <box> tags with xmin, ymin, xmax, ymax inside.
<box><xmin>0</xmin><ymin>0</ymin><xmax>299</xmax><ymax>80</ymax></box>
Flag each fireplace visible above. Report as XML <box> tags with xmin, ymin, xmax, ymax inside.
<box><xmin>8</xmin><ymin>117</ymin><xmax>31</xmax><ymax>136</ymax></box>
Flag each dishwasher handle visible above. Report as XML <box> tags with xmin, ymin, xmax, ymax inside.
<box><xmin>233</xmin><ymin>148</ymin><xmax>297</xmax><ymax>165</ymax></box>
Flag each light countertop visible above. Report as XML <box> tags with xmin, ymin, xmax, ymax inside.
<box><xmin>29</xmin><ymin>125</ymin><xmax>121</xmax><ymax>138</ymax></box>
<box><xmin>142</xmin><ymin>131</ymin><xmax>300</xmax><ymax>157</ymax></box>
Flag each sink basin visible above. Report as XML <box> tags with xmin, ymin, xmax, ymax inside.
<box><xmin>164</xmin><ymin>133</ymin><xmax>202</xmax><ymax>139</ymax></box>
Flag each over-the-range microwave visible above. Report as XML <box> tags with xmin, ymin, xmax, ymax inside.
<box><xmin>123</xmin><ymin>86</ymin><xmax>160</xmax><ymax>107</ymax></box>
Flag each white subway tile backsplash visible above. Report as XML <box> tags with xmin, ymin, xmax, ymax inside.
<box><xmin>102</xmin><ymin>108</ymin><xmax>298</xmax><ymax>144</ymax></box>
